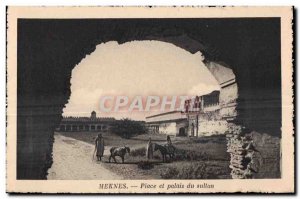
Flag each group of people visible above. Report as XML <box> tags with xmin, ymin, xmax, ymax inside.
<box><xmin>93</xmin><ymin>133</ymin><xmax>174</xmax><ymax>162</ymax></box>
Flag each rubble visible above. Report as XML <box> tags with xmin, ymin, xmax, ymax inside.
<box><xmin>226</xmin><ymin>123</ymin><xmax>259</xmax><ymax>179</ymax></box>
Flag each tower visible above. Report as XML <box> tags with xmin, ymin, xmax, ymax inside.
<box><xmin>91</xmin><ymin>111</ymin><xmax>96</xmax><ymax>119</ymax></box>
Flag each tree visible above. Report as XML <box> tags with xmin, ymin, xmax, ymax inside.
<box><xmin>111</xmin><ymin>118</ymin><xmax>147</xmax><ymax>139</ymax></box>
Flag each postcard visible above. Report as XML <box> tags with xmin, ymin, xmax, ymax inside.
<box><xmin>6</xmin><ymin>6</ymin><xmax>294</xmax><ymax>193</ymax></box>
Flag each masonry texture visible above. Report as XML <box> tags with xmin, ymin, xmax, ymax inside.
<box><xmin>16</xmin><ymin>18</ymin><xmax>281</xmax><ymax>179</ymax></box>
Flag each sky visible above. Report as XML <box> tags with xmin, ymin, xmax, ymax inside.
<box><xmin>63</xmin><ymin>41</ymin><xmax>220</xmax><ymax>120</ymax></box>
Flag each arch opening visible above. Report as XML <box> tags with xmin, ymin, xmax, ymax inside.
<box><xmin>48</xmin><ymin>40</ymin><xmax>240</xmax><ymax>180</ymax></box>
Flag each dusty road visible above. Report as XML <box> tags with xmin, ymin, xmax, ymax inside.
<box><xmin>47</xmin><ymin>134</ymin><xmax>122</xmax><ymax>180</ymax></box>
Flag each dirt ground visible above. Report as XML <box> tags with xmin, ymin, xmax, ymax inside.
<box><xmin>48</xmin><ymin>132</ymin><xmax>231</xmax><ymax>180</ymax></box>
<box><xmin>47</xmin><ymin>134</ymin><xmax>122</xmax><ymax>180</ymax></box>
<box><xmin>58</xmin><ymin>131</ymin><xmax>169</xmax><ymax>148</ymax></box>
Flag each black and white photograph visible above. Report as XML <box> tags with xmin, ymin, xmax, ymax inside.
<box><xmin>6</xmin><ymin>6</ymin><xmax>294</xmax><ymax>193</ymax></box>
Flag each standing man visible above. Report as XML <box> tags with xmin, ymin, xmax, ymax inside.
<box><xmin>94</xmin><ymin>134</ymin><xmax>105</xmax><ymax>161</ymax></box>
<box><xmin>146</xmin><ymin>137</ymin><xmax>153</xmax><ymax>160</ymax></box>
<box><xmin>166</xmin><ymin>135</ymin><xmax>172</xmax><ymax>146</ymax></box>
<box><xmin>166</xmin><ymin>135</ymin><xmax>175</xmax><ymax>159</ymax></box>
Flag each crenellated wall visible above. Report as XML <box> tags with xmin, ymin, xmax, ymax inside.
<box><xmin>16</xmin><ymin>18</ymin><xmax>281</xmax><ymax>179</ymax></box>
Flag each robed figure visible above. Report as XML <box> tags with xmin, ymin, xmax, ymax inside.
<box><xmin>166</xmin><ymin>135</ymin><xmax>172</xmax><ymax>146</ymax></box>
<box><xmin>94</xmin><ymin>134</ymin><xmax>105</xmax><ymax>161</ymax></box>
<box><xmin>165</xmin><ymin>135</ymin><xmax>175</xmax><ymax>157</ymax></box>
<box><xmin>146</xmin><ymin>137</ymin><xmax>154</xmax><ymax>160</ymax></box>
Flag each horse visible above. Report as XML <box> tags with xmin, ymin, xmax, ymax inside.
<box><xmin>152</xmin><ymin>143</ymin><xmax>176</xmax><ymax>162</ymax></box>
<box><xmin>109</xmin><ymin>146</ymin><xmax>130</xmax><ymax>164</ymax></box>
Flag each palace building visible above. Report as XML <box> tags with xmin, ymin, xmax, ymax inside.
<box><xmin>56</xmin><ymin>111</ymin><xmax>115</xmax><ymax>132</ymax></box>
<box><xmin>145</xmin><ymin>91</ymin><xmax>223</xmax><ymax>137</ymax></box>
<box><xmin>146</xmin><ymin>111</ymin><xmax>188</xmax><ymax>137</ymax></box>
<box><xmin>146</xmin><ymin>62</ymin><xmax>238</xmax><ymax>137</ymax></box>
<box><xmin>184</xmin><ymin>62</ymin><xmax>238</xmax><ymax>137</ymax></box>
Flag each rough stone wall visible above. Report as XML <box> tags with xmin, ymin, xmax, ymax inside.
<box><xmin>226</xmin><ymin>125</ymin><xmax>281</xmax><ymax>179</ymax></box>
<box><xmin>226</xmin><ymin>124</ymin><xmax>253</xmax><ymax>179</ymax></box>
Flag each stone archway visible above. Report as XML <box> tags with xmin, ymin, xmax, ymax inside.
<box><xmin>17</xmin><ymin>18</ymin><xmax>281</xmax><ymax>179</ymax></box>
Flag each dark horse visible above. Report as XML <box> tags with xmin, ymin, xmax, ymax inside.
<box><xmin>152</xmin><ymin>143</ymin><xmax>176</xmax><ymax>162</ymax></box>
<box><xmin>109</xmin><ymin>146</ymin><xmax>130</xmax><ymax>163</ymax></box>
